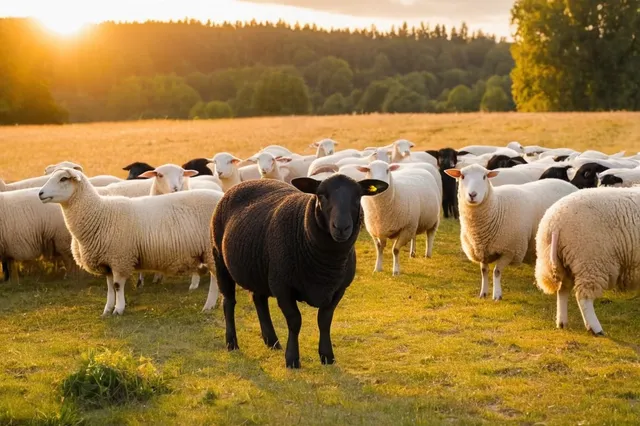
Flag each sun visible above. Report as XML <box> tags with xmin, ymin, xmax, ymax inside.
<box><xmin>36</xmin><ymin>14</ymin><xmax>88</xmax><ymax>36</ymax></box>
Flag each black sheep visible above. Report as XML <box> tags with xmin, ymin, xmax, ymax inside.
<box><xmin>539</xmin><ymin>165</ymin><xmax>571</xmax><ymax>181</ymax></box>
<box><xmin>181</xmin><ymin>158</ymin><xmax>214</xmax><ymax>176</ymax></box>
<box><xmin>210</xmin><ymin>174</ymin><xmax>388</xmax><ymax>368</ymax></box>
<box><xmin>570</xmin><ymin>162</ymin><xmax>610</xmax><ymax>189</ymax></box>
<box><xmin>486</xmin><ymin>154</ymin><xmax>527</xmax><ymax>170</ymax></box>
<box><xmin>122</xmin><ymin>162</ymin><xmax>155</xmax><ymax>180</ymax></box>
<box><xmin>426</xmin><ymin>148</ymin><xmax>460</xmax><ymax>219</ymax></box>
<box><xmin>599</xmin><ymin>174</ymin><xmax>622</xmax><ymax>187</ymax></box>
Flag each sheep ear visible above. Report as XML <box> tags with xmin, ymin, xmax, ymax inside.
<box><xmin>230</xmin><ymin>158</ymin><xmax>242</xmax><ymax>165</ymax></box>
<box><xmin>407</xmin><ymin>141</ymin><xmax>415</xmax><ymax>148</ymax></box>
<box><xmin>183</xmin><ymin>169</ymin><xmax>199</xmax><ymax>177</ymax></box>
<box><xmin>355</xmin><ymin>166</ymin><xmax>370</xmax><ymax>173</ymax></box>
<box><xmin>139</xmin><ymin>171</ymin><xmax>158</xmax><ymax>179</ymax></box>
<box><xmin>309</xmin><ymin>142</ymin><xmax>320</xmax><ymax>148</ymax></box>
<box><xmin>68</xmin><ymin>169</ymin><xmax>83</xmax><ymax>181</ymax></box>
<box><xmin>275</xmin><ymin>156</ymin><xmax>293</xmax><ymax>163</ymax></box>
<box><xmin>333</xmin><ymin>141</ymin><xmax>339</xmax><ymax>145</ymax></box>
<box><xmin>122</xmin><ymin>163</ymin><xmax>135</xmax><ymax>171</ymax></box>
<box><xmin>291</xmin><ymin>177</ymin><xmax>321</xmax><ymax>194</ymax></box>
<box><xmin>487</xmin><ymin>171</ymin><xmax>499</xmax><ymax>179</ymax></box>
<box><xmin>457</xmin><ymin>151</ymin><xmax>472</xmax><ymax>156</ymax></box>
<box><xmin>444</xmin><ymin>169</ymin><xmax>461</xmax><ymax>178</ymax></box>
<box><xmin>360</xmin><ymin>179</ymin><xmax>389</xmax><ymax>196</ymax></box>
<box><xmin>389</xmin><ymin>164</ymin><xmax>401</xmax><ymax>172</ymax></box>
<box><xmin>73</xmin><ymin>165</ymin><xmax>84</xmax><ymax>172</ymax></box>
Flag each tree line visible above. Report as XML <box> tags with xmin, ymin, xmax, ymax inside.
<box><xmin>0</xmin><ymin>17</ymin><xmax>515</xmax><ymax>124</ymax></box>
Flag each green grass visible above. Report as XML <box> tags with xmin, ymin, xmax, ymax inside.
<box><xmin>0</xmin><ymin>220</ymin><xmax>639</xmax><ymax>425</ymax></box>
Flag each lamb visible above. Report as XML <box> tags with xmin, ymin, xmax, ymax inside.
<box><xmin>210</xmin><ymin>174</ymin><xmax>387</xmax><ymax>368</ymax></box>
<box><xmin>209</xmin><ymin>152</ymin><xmax>257</xmax><ymax>192</ymax></box>
<box><xmin>445</xmin><ymin>164</ymin><xmax>578</xmax><ymax>300</ymax></box>
<box><xmin>426</xmin><ymin>148</ymin><xmax>461</xmax><ymax>219</ymax></box>
<box><xmin>357</xmin><ymin>161</ymin><xmax>441</xmax><ymax>275</ymax></box>
<box><xmin>534</xmin><ymin>187</ymin><xmax>640</xmax><ymax>335</ymax></box>
<box><xmin>123</xmin><ymin>162</ymin><xmax>155</xmax><ymax>180</ymax></box>
<box><xmin>38</xmin><ymin>168</ymin><xmax>223</xmax><ymax>316</ymax></box>
<box><xmin>0</xmin><ymin>188</ymin><xmax>75</xmax><ymax>282</ymax></box>
<box><xmin>44</xmin><ymin>161</ymin><xmax>83</xmax><ymax>174</ymax></box>
<box><xmin>252</xmin><ymin>152</ymin><xmax>292</xmax><ymax>181</ymax></box>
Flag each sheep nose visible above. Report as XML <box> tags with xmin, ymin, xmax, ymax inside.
<box><xmin>469</xmin><ymin>191</ymin><xmax>477</xmax><ymax>201</ymax></box>
<box><xmin>172</xmin><ymin>187</ymin><xmax>179</xmax><ymax>192</ymax></box>
<box><xmin>38</xmin><ymin>191</ymin><xmax>44</xmax><ymax>197</ymax></box>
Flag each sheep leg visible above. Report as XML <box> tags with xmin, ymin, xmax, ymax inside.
<box><xmin>188</xmin><ymin>273</ymin><xmax>200</xmax><ymax>291</ymax></box>
<box><xmin>492</xmin><ymin>256</ymin><xmax>512</xmax><ymax>301</ymax></box>
<box><xmin>317</xmin><ymin>287</ymin><xmax>346</xmax><ymax>365</ymax></box>
<box><xmin>442</xmin><ymin>201</ymin><xmax>450</xmax><ymax>219</ymax></box>
<box><xmin>374</xmin><ymin>238</ymin><xmax>386</xmax><ymax>272</ymax></box>
<box><xmin>202</xmin><ymin>272</ymin><xmax>220</xmax><ymax>311</ymax></box>
<box><xmin>409</xmin><ymin>237</ymin><xmax>416</xmax><ymax>258</ymax></box>
<box><xmin>152</xmin><ymin>273</ymin><xmax>163</xmax><ymax>285</ymax></box>
<box><xmin>392</xmin><ymin>234</ymin><xmax>412</xmax><ymax>276</ymax></box>
<box><xmin>102</xmin><ymin>274</ymin><xmax>116</xmax><ymax>317</ymax></box>
<box><xmin>577</xmin><ymin>297</ymin><xmax>604</xmax><ymax>336</ymax></box>
<box><xmin>426</xmin><ymin>227</ymin><xmax>437</xmax><ymax>258</ymax></box>
<box><xmin>276</xmin><ymin>293</ymin><xmax>302</xmax><ymax>369</ymax></box>
<box><xmin>2</xmin><ymin>260</ymin><xmax>10</xmax><ymax>282</ymax></box>
<box><xmin>556</xmin><ymin>286</ymin><xmax>570</xmax><ymax>329</ymax></box>
<box><xmin>252</xmin><ymin>293</ymin><xmax>281</xmax><ymax>349</ymax></box>
<box><xmin>136</xmin><ymin>273</ymin><xmax>145</xmax><ymax>289</ymax></box>
<box><xmin>112</xmin><ymin>272</ymin><xmax>128</xmax><ymax>315</ymax></box>
<box><xmin>479</xmin><ymin>263</ymin><xmax>489</xmax><ymax>298</ymax></box>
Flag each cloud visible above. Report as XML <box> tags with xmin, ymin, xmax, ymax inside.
<box><xmin>243</xmin><ymin>0</ymin><xmax>514</xmax><ymax>21</ymax></box>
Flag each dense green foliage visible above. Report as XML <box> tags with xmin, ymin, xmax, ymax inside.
<box><xmin>511</xmin><ymin>0</ymin><xmax>640</xmax><ymax>111</ymax></box>
<box><xmin>0</xmin><ymin>17</ymin><xmax>515</xmax><ymax>124</ymax></box>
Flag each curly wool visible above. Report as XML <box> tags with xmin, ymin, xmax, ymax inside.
<box><xmin>535</xmin><ymin>187</ymin><xmax>640</xmax><ymax>300</ymax></box>
<box><xmin>61</xmin><ymin>177</ymin><xmax>222</xmax><ymax>278</ymax></box>
<box><xmin>0</xmin><ymin>188</ymin><xmax>73</xmax><ymax>271</ymax></box>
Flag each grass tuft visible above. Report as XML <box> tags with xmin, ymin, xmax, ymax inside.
<box><xmin>60</xmin><ymin>349</ymin><xmax>169</xmax><ymax>409</ymax></box>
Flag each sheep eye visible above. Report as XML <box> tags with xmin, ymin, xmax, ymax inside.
<box><xmin>483</xmin><ymin>175</ymin><xmax>486</xmax><ymax>180</ymax></box>
<box><xmin>461</xmin><ymin>175</ymin><xmax>465</xmax><ymax>180</ymax></box>
<box><xmin>60</xmin><ymin>177</ymin><xmax>68</xmax><ymax>182</ymax></box>
<box><xmin>157</xmin><ymin>173</ymin><xmax>164</xmax><ymax>178</ymax></box>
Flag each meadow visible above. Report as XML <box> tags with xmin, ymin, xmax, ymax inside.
<box><xmin>0</xmin><ymin>113</ymin><xmax>639</xmax><ymax>425</ymax></box>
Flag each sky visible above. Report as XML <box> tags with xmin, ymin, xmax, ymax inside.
<box><xmin>0</xmin><ymin>0</ymin><xmax>514</xmax><ymax>39</ymax></box>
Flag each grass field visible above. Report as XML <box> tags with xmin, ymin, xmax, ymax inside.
<box><xmin>0</xmin><ymin>113</ymin><xmax>639</xmax><ymax>425</ymax></box>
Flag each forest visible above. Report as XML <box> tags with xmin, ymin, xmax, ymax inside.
<box><xmin>0</xmin><ymin>17</ymin><xmax>514</xmax><ymax>124</ymax></box>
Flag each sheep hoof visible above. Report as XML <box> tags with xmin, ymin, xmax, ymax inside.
<box><xmin>479</xmin><ymin>293</ymin><xmax>487</xmax><ymax>299</ymax></box>
<box><xmin>286</xmin><ymin>358</ymin><xmax>301</xmax><ymax>369</ymax></box>
<box><xmin>493</xmin><ymin>296</ymin><xmax>502</xmax><ymax>301</ymax></box>
<box><xmin>188</xmin><ymin>285</ymin><xmax>198</xmax><ymax>291</ymax></box>
<box><xmin>410</xmin><ymin>252</ymin><xmax>416</xmax><ymax>258</ymax></box>
<box><xmin>226</xmin><ymin>338</ymin><xmax>239</xmax><ymax>351</ymax></box>
<box><xmin>590</xmin><ymin>329</ymin><xmax>605</xmax><ymax>337</ymax></box>
<box><xmin>112</xmin><ymin>308</ymin><xmax>124</xmax><ymax>316</ymax></box>
<box><xmin>101</xmin><ymin>311</ymin><xmax>112</xmax><ymax>318</ymax></box>
<box><xmin>270</xmin><ymin>341</ymin><xmax>282</xmax><ymax>350</ymax></box>
<box><xmin>320</xmin><ymin>354</ymin><xmax>335</xmax><ymax>365</ymax></box>
<box><xmin>557</xmin><ymin>322</ymin><xmax>567</xmax><ymax>329</ymax></box>
<box><xmin>392</xmin><ymin>270</ymin><xmax>400</xmax><ymax>276</ymax></box>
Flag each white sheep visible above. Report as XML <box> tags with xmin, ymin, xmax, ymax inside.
<box><xmin>445</xmin><ymin>164</ymin><xmax>578</xmax><ymax>300</ymax></box>
<box><xmin>38</xmin><ymin>168</ymin><xmax>223</xmax><ymax>316</ymax></box>
<box><xmin>357</xmin><ymin>161</ymin><xmax>441</xmax><ymax>276</ymax></box>
<box><xmin>209</xmin><ymin>152</ymin><xmax>260</xmax><ymax>191</ymax></box>
<box><xmin>1</xmin><ymin>174</ymin><xmax>123</xmax><ymax>192</ymax></box>
<box><xmin>388</xmin><ymin>139</ymin><xmax>438</xmax><ymax>167</ymax></box>
<box><xmin>0</xmin><ymin>188</ymin><xmax>75</xmax><ymax>280</ymax></box>
<box><xmin>310</xmin><ymin>138</ymin><xmax>338</xmax><ymax>157</ymax></box>
<box><xmin>44</xmin><ymin>161</ymin><xmax>83</xmax><ymax>175</ymax></box>
<box><xmin>253</xmin><ymin>152</ymin><xmax>292</xmax><ymax>181</ymax></box>
<box><xmin>307</xmin><ymin>150</ymin><xmax>362</xmax><ymax>175</ymax></box>
<box><xmin>459</xmin><ymin>141</ymin><xmax>524</xmax><ymax>156</ymax></box>
<box><xmin>598</xmin><ymin>168</ymin><xmax>640</xmax><ymax>187</ymax></box>
<box><xmin>535</xmin><ymin>187</ymin><xmax>640</xmax><ymax>335</ymax></box>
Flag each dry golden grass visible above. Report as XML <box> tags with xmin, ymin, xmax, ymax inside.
<box><xmin>1</xmin><ymin>113</ymin><xmax>639</xmax><ymax>425</ymax></box>
<box><xmin>2</xmin><ymin>112</ymin><xmax>640</xmax><ymax>180</ymax></box>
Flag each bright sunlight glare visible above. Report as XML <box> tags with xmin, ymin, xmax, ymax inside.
<box><xmin>36</xmin><ymin>15</ymin><xmax>88</xmax><ymax>35</ymax></box>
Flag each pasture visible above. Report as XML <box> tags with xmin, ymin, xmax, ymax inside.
<box><xmin>0</xmin><ymin>113</ymin><xmax>639</xmax><ymax>425</ymax></box>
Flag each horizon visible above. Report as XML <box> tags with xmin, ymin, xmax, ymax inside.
<box><xmin>1</xmin><ymin>0</ymin><xmax>514</xmax><ymax>39</ymax></box>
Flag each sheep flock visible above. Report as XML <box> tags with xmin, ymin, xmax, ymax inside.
<box><xmin>2</xmin><ymin>138</ymin><xmax>640</xmax><ymax>368</ymax></box>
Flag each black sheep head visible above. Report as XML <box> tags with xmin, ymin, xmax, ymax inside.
<box><xmin>570</xmin><ymin>163</ymin><xmax>610</xmax><ymax>189</ymax></box>
<box><xmin>426</xmin><ymin>148</ymin><xmax>458</xmax><ymax>170</ymax></box>
<box><xmin>122</xmin><ymin>162</ymin><xmax>155</xmax><ymax>180</ymax></box>
<box><xmin>181</xmin><ymin>158</ymin><xmax>214</xmax><ymax>176</ymax></box>
<box><xmin>539</xmin><ymin>165</ymin><xmax>571</xmax><ymax>181</ymax></box>
<box><xmin>292</xmin><ymin>175</ymin><xmax>388</xmax><ymax>243</ymax></box>
<box><xmin>598</xmin><ymin>174</ymin><xmax>623</xmax><ymax>187</ymax></box>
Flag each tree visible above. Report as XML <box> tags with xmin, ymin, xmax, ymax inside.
<box><xmin>204</xmin><ymin>101</ymin><xmax>233</xmax><ymax>118</ymax></box>
<box><xmin>319</xmin><ymin>93</ymin><xmax>351</xmax><ymax>115</ymax></box>
<box><xmin>251</xmin><ymin>70</ymin><xmax>311</xmax><ymax>116</ymax></box>
<box><xmin>481</xmin><ymin>86</ymin><xmax>510</xmax><ymax>112</ymax></box>
<box><xmin>358</xmin><ymin>79</ymin><xmax>400</xmax><ymax>113</ymax></box>
<box><xmin>383</xmin><ymin>85</ymin><xmax>427</xmax><ymax>113</ymax></box>
<box><xmin>511</xmin><ymin>0</ymin><xmax>640</xmax><ymax>111</ymax></box>
<box><xmin>447</xmin><ymin>85</ymin><xmax>474</xmax><ymax>112</ymax></box>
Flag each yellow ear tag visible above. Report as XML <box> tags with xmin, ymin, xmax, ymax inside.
<box><xmin>369</xmin><ymin>185</ymin><xmax>377</xmax><ymax>193</ymax></box>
